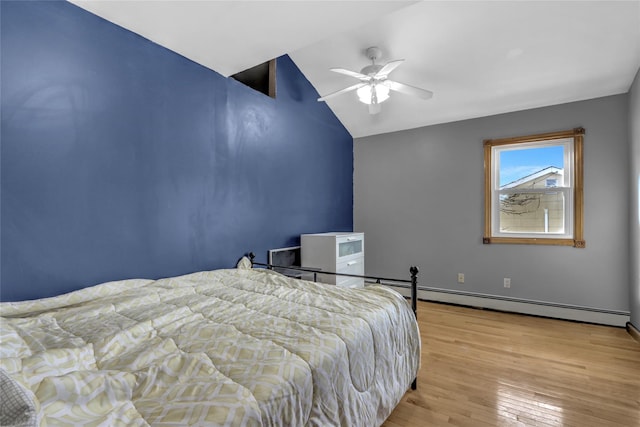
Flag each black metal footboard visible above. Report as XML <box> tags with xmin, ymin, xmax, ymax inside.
<box><xmin>246</xmin><ymin>252</ymin><xmax>419</xmax><ymax>391</ymax></box>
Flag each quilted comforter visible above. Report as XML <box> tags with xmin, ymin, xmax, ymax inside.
<box><xmin>0</xmin><ymin>261</ymin><xmax>420</xmax><ymax>426</ymax></box>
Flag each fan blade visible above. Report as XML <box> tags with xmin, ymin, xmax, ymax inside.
<box><xmin>368</xmin><ymin>103</ymin><xmax>382</xmax><ymax>115</ymax></box>
<box><xmin>374</xmin><ymin>59</ymin><xmax>404</xmax><ymax>78</ymax></box>
<box><xmin>317</xmin><ymin>82</ymin><xmax>366</xmax><ymax>102</ymax></box>
<box><xmin>330</xmin><ymin>68</ymin><xmax>371</xmax><ymax>80</ymax></box>
<box><xmin>384</xmin><ymin>80</ymin><xmax>433</xmax><ymax>100</ymax></box>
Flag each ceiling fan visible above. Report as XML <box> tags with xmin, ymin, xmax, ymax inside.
<box><xmin>317</xmin><ymin>47</ymin><xmax>433</xmax><ymax>115</ymax></box>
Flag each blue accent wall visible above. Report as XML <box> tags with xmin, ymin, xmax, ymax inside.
<box><xmin>0</xmin><ymin>1</ymin><xmax>353</xmax><ymax>301</ymax></box>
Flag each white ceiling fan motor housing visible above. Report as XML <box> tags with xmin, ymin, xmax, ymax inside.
<box><xmin>360</xmin><ymin>47</ymin><xmax>384</xmax><ymax>76</ymax></box>
<box><xmin>360</xmin><ymin>64</ymin><xmax>384</xmax><ymax>77</ymax></box>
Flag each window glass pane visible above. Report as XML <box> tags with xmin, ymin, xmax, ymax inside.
<box><xmin>499</xmin><ymin>191</ymin><xmax>565</xmax><ymax>234</ymax></box>
<box><xmin>499</xmin><ymin>145</ymin><xmax>564</xmax><ymax>187</ymax></box>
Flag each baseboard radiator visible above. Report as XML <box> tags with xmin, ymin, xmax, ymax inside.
<box><xmin>382</xmin><ymin>283</ymin><xmax>630</xmax><ymax>327</ymax></box>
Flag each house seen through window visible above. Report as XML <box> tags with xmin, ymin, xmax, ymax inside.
<box><xmin>483</xmin><ymin>128</ymin><xmax>585</xmax><ymax>247</ymax></box>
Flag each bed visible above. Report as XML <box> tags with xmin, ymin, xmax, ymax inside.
<box><xmin>0</xmin><ymin>257</ymin><xmax>420</xmax><ymax>427</ymax></box>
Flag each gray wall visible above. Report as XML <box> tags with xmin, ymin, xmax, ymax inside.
<box><xmin>630</xmin><ymin>69</ymin><xmax>640</xmax><ymax>327</ymax></box>
<box><xmin>355</xmin><ymin>94</ymin><xmax>629</xmax><ymax>312</ymax></box>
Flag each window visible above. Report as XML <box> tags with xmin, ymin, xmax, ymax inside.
<box><xmin>483</xmin><ymin>128</ymin><xmax>585</xmax><ymax>247</ymax></box>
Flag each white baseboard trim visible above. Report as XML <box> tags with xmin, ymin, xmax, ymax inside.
<box><xmin>385</xmin><ymin>285</ymin><xmax>630</xmax><ymax>327</ymax></box>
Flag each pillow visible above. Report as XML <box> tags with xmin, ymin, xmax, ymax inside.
<box><xmin>0</xmin><ymin>368</ymin><xmax>39</xmax><ymax>427</ymax></box>
<box><xmin>236</xmin><ymin>256</ymin><xmax>253</xmax><ymax>270</ymax></box>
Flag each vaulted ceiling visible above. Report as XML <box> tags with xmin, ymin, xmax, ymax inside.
<box><xmin>70</xmin><ymin>1</ymin><xmax>640</xmax><ymax>138</ymax></box>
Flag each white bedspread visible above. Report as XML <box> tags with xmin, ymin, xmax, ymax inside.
<box><xmin>0</xmin><ymin>263</ymin><xmax>420</xmax><ymax>426</ymax></box>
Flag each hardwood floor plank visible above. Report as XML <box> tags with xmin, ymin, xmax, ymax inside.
<box><xmin>383</xmin><ymin>301</ymin><xmax>640</xmax><ymax>427</ymax></box>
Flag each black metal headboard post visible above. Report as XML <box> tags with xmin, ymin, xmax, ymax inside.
<box><xmin>410</xmin><ymin>266</ymin><xmax>419</xmax><ymax>319</ymax></box>
<box><xmin>409</xmin><ymin>265</ymin><xmax>419</xmax><ymax>391</ymax></box>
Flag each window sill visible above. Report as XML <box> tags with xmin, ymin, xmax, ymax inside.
<box><xmin>483</xmin><ymin>237</ymin><xmax>586</xmax><ymax>248</ymax></box>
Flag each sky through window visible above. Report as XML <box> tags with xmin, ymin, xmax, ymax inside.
<box><xmin>499</xmin><ymin>145</ymin><xmax>564</xmax><ymax>186</ymax></box>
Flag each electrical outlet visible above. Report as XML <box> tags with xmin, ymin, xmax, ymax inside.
<box><xmin>457</xmin><ymin>273</ymin><xmax>465</xmax><ymax>284</ymax></box>
<box><xmin>504</xmin><ymin>278</ymin><xmax>511</xmax><ymax>288</ymax></box>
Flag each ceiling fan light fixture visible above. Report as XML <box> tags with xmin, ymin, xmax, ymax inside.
<box><xmin>356</xmin><ymin>83</ymin><xmax>390</xmax><ymax>105</ymax></box>
<box><xmin>317</xmin><ymin>47</ymin><xmax>432</xmax><ymax>115</ymax></box>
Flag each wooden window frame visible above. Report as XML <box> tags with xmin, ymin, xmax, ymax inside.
<box><xmin>483</xmin><ymin>128</ymin><xmax>585</xmax><ymax>248</ymax></box>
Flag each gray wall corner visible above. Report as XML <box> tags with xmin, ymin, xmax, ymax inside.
<box><xmin>629</xmin><ymin>66</ymin><xmax>640</xmax><ymax>328</ymax></box>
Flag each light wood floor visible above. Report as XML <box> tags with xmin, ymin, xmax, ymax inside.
<box><xmin>383</xmin><ymin>301</ymin><xmax>640</xmax><ymax>427</ymax></box>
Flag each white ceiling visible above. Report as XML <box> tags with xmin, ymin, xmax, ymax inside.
<box><xmin>70</xmin><ymin>1</ymin><xmax>640</xmax><ymax>138</ymax></box>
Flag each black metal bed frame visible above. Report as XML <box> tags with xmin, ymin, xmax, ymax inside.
<box><xmin>247</xmin><ymin>252</ymin><xmax>419</xmax><ymax>390</ymax></box>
